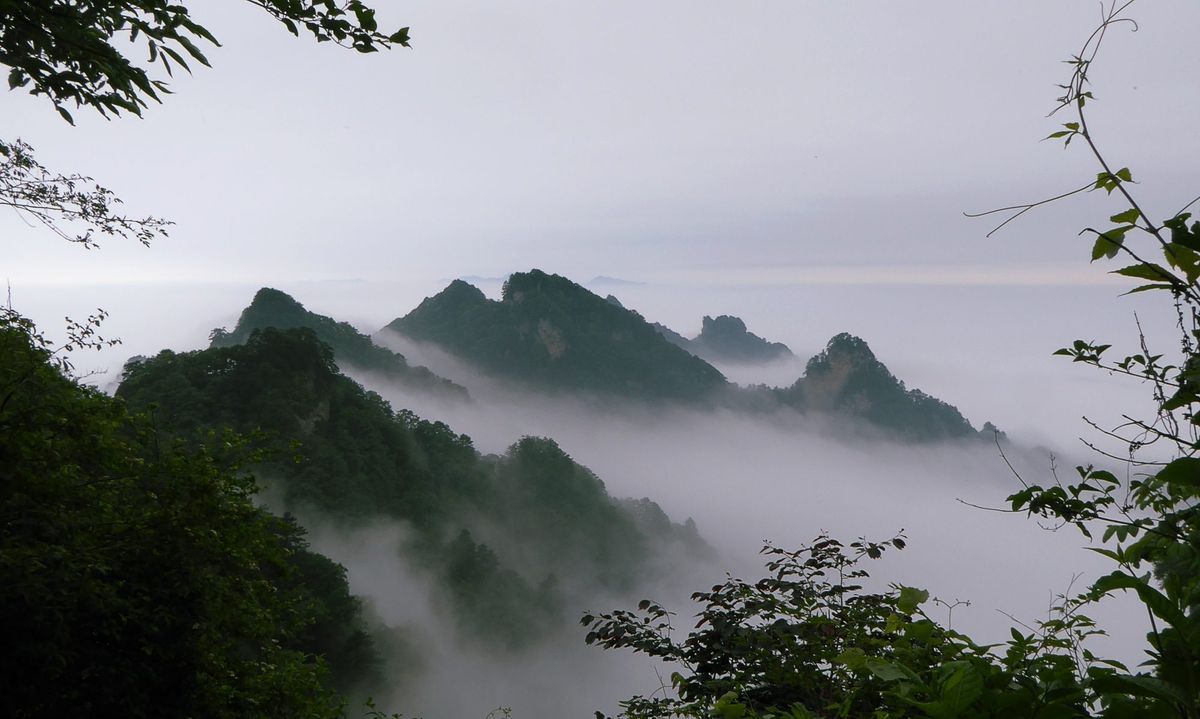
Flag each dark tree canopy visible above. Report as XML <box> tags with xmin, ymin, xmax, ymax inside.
<box><xmin>0</xmin><ymin>0</ymin><xmax>409</xmax><ymax>122</ymax></box>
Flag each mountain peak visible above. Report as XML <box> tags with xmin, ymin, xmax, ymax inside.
<box><xmin>788</xmin><ymin>332</ymin><xmax>974</xmax><ymax>440</ymax></box>
<box><xmin>809</xmin><ymin>332</ymin><xmax>877</xmax><ymax>369</ymax></box>
<box><xmin>250</xmin><ymin>286</ymin><xmax>304</xmax><ymax>309</ymax></box>
<box><xmin>689</xmin><ymin>314</ymin><xmax>792</xmax><ymax>364</ymax></box>
<box><xmin>212</xmin><ymin>287</ymin><xmax>467</xmax><ymax>398</ymax></box>
<box><xmin>386</xmin><ymin>270</ymin><xmax>728</xmax><ymax>401</ymax></box>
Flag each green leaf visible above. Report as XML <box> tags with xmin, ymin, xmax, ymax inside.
<box><xmin>897</xmin><ymin>586</ymin><xmax>929</xmax><ymax>614</ymax></box>
<box><xmin>836</xmin><ymin>647</ymin><xmax>868</xmax><ymax>670</ymax></box>
<box><xmin>1090</xmin><ymin>672</ymin><xmax>1190</xmax><ymax>704</ymax></box>
<box><xmin>1111</xmin><ymin>263</ymin><xmax>1175</xmax><ymax>282</ymax></box>
<box><xmin>175</xmin><ymin>35</ymin><xmax>212</xmax><ymax>66</ymax></box>
<box><xmin>1156</xmin><ymin>457</ymin><xmax>1200</xmax><ymax>489</ymax></box>
<box><xmin>1084</xmin><ymin>546</ymin><xmax>1122</xmax><ymax>562</ymax></box>
<box><xmin>1121</xmin><ymin>283</ymin><xmax>1175</xmax><ymax>295</ymax></box>
<box><xmin>866</xmin><ymin>658</ymin><xmax>921</xmax><ymax>683</ymax></box>
<box><xmin>1110</xmin><ymin>208</ymin><xmax>1141</xmax><ymax>224</ymax></box>
<box><xmin>938</xmin><ymin>662</ymin><xmax>983</xmax><ymax>716</ymax></box>
<box><xmin>1092</xmin><ymin>572</ymin><xmax>1186</xmax><ymax>628</ymax></box>
<box><xmin>1165</xmin><ymin>242</ymin><xmax>1200</xmax><ymax>283</ymax></box>
<box><xmin>1091</xmin><ymin>228</ymin><xmax>1128</xmax><ymax>261</ymax></box>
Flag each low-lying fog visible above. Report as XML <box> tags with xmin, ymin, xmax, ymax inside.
<box><xmin>11</xmin><ymin>276</ymin><xmax>1169</xmax><ymax>717</ymax></box>
<box><xmin>353</xmin><ymin>330</ymin><xmax>1150</xmax><ymax>717</ymax></box>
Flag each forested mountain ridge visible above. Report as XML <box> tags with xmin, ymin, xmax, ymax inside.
<box><xmin>654</xmin><ymin>314</ymin><xmax>794</xmax><ymax>364</ymax></box>
<box><xmin>211</xmin><ymin>287</ymin><xmax>468</xmax><ymax>399</ymax></box>
<box><xmin>777</xmin><ymin>333</ymin><xmax>979</xmax><ymax>440</ymax></box>
<box><xmin>0</xmin><ymin>316</ymin><xmax>378</xmax><ymax>717</ymax></box>
<box><xmin>385</xmin><ymin>270</ymin><xmax>731</xmax><ymax>402</ymax></box>
<box><xmin>117</xmin><ymin>327</ymin><xmax>709</xmax><ymax>649</ymax></box>
<box><xmin>387</xmin><ymin>271</ymin><xmax>980</xmax><ymax>441</ymax></box>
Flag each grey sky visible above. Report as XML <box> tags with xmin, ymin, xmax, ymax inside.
<box><xmin>5</xmin><ymin>1</ymin><xmax>1199</xmax><ymax>286</ymax></box>
<box><xmin>3</xmin><ymin>0</ymin><xmax>1197</xmax><ymax>446</ymax></box>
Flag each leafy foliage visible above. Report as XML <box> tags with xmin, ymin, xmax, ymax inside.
<box><xmin>584</xmin><ymin>535</ymin><xmax>1117</xmax><ymax>719</ymax></box>
<box><xmin>0</xmin><ymin>0</ymin><xmax>410</xmax><ymax>122</ymax></box>
<box><xmin>0</xmin><ymin>311</ymin><xmax>376</xmax><ymax>718</ymax></box>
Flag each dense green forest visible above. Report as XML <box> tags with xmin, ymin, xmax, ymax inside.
<box><xmin>117</xmin><ymin>326</ymin><xmax>708</xmax><ymax>650</ymax></box>
<box><xmin>0</xmin><ymin>315</ymin><xmax>377</xmax><ymax>718</ymax></box>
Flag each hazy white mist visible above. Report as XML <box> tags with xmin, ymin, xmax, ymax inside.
<box><xmin>6</xmin><ymin>268</ymin><xmax>1164</xmax><ymax>716</ymax></box>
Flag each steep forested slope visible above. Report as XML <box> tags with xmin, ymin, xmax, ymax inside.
<box><xmin>778</xmin><ymin>333</ymin><xmax>978</xmax><ymax>440</ymax></box>
<box><xmin>0</xmin><ymin>316</ymin><xmax>376</xmax><ymax>718</ymax></box>
<box><xmin>117</xmin><ymin>327</ymin><xmax>708</xmax><ymax>648</ymax></box>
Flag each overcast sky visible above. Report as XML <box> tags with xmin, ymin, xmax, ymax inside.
<box><xmin>5</xmin><ymin>0</ymin><xmax>1199</xmax><ymax>287</ymax></box>
<box><xmin>3</xmin><ymin>1</ymin><xmax>1198</xmax><ymax>444</ymax></box>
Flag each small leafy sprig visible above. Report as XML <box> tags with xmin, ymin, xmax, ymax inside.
<box><xmin>1</xmin><ymin>139</ymin><xmax>170</xmax><ymax>248</ymax></box>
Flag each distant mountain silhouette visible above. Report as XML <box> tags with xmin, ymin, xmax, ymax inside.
<box><xmin>211</xmin><ymin>287</ymin><xmax>467</xmax><ymax>398</ymax></box>
<box><xmin>691</xmin><ymin>315</ymin><xmax>793</xmax><ymax>363</ymax></box>
<box><xmin>385</xmin><ymin>271</ymin><xmax>729</xmax><ymax>402</ymax></box>
<box><xmin>648</xmin><ymin>314</ymin><xmax>792</xmax><ymax>364</ymax></box>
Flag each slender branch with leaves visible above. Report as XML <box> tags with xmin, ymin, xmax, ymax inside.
<box><xmin>0</xmin><ymin>139</ymin><xmax>170</xmax><ymax>248</ymax></box>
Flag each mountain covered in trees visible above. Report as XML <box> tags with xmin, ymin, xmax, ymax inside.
<box><xmin>386</xmin><ymin>270</ymin><xmax>730</xmax><ymax>402</ymax></box>
<box><xmin>211</xmin><ymin>287</ymin><xmax>467</xmax><ymax>399</ymax></box>
<box><xmin>776</xmin><ymin>333</ymin><xmax>979</xmax><ymax>440</ymax></box>
<box><xmin>117</xmin><ymin>326</ymin><xmax>708</xmax><ymax>650</ymax></box>
<box><xmin>654</xmin><ymin>314</ymin><xmax>794</xmax><ymax>364</ymax></box>
<box><xmin>0</xmin><ymin>315</ymin><xmax>379</xmax><ymax>717</ymax></box>
<box><xmin>386</xmin><ymin>271</ymin><xmax>982</xmax><ymax>441</ymax></box>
